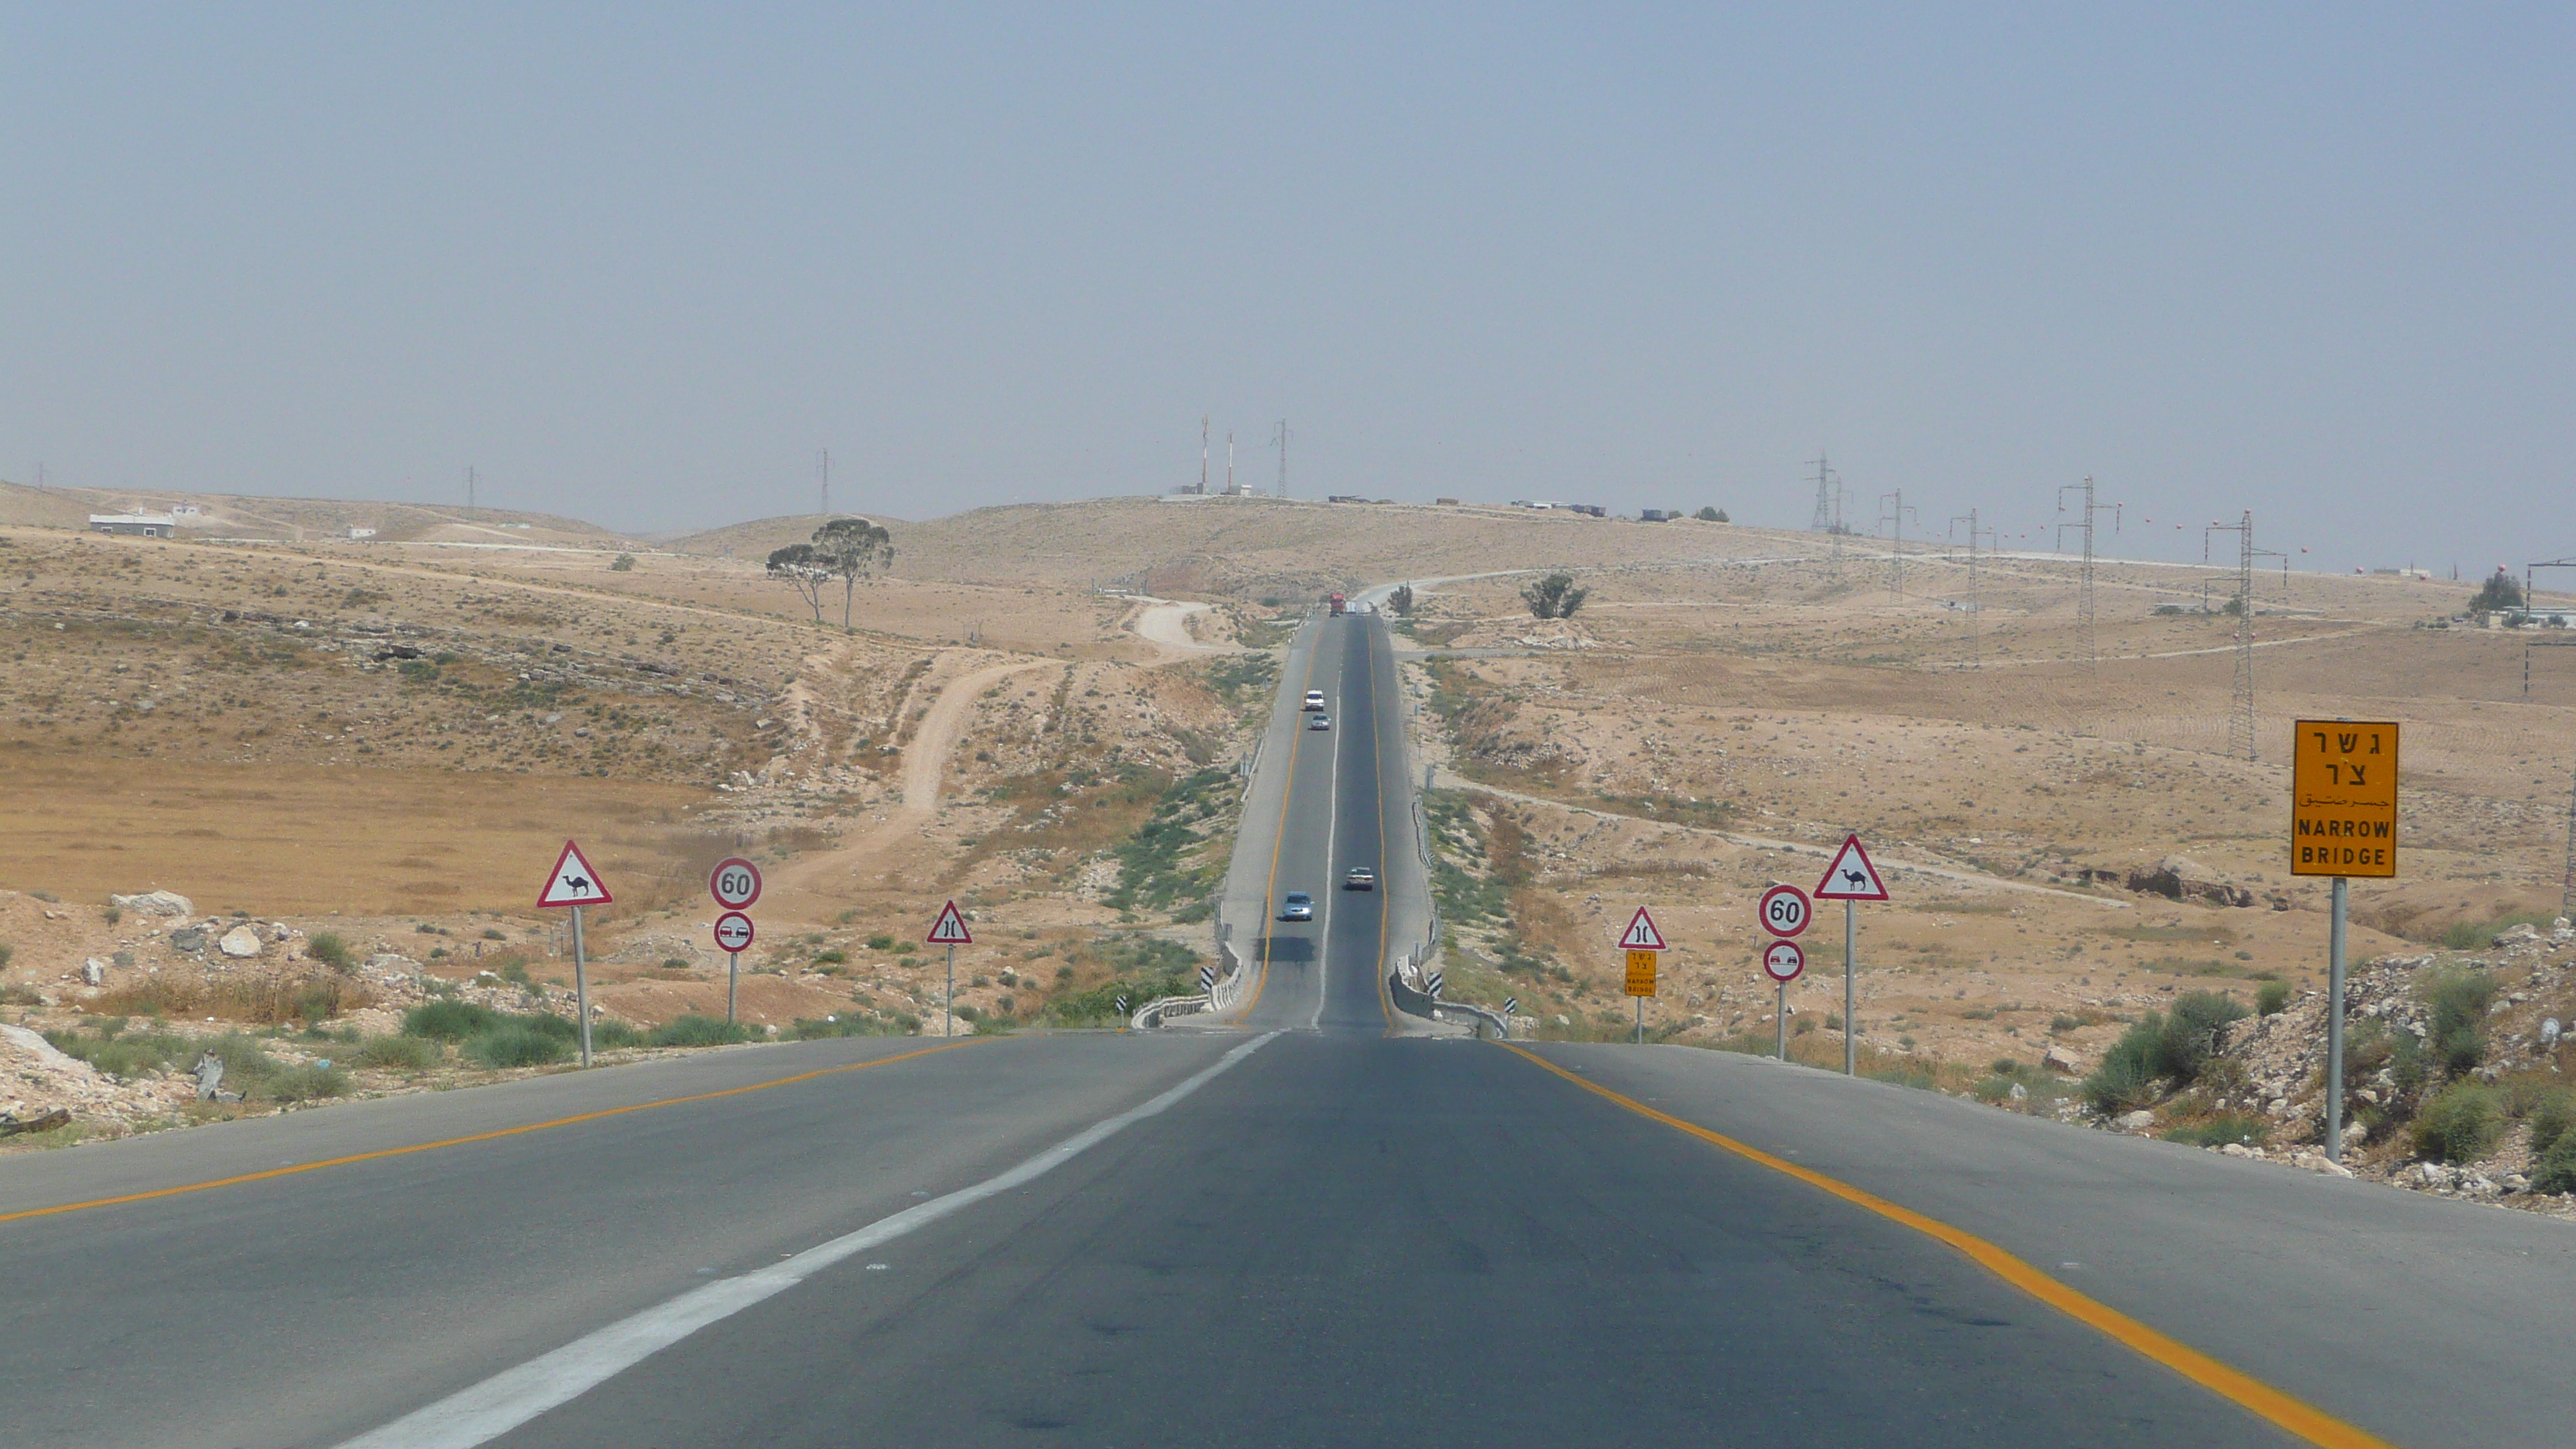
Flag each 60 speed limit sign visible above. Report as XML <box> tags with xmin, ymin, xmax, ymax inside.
<box><xmin>1759</xmin><ymin>884</ymin><xmax>1812</xmax><ymax>938</ymax></box>
<box><xmin>709</xmin><ymin>857</ymin><xmax>762</xmax><ymax>909</ymax></box>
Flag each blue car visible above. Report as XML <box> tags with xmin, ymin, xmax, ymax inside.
<box><xmin>1278</xmin><ymin>891</ymin><xmax>1314</xmax><ymax>922</ymax></box>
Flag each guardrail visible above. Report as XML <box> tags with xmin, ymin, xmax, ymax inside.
<box><xmin>1131</xmin><ymin>993</ymin><xmax>1211</xmax><ymax>1029</ymax></box>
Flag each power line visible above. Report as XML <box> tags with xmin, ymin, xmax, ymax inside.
<box><xmin>2202</xmin><ymin>510</ymin><xmax>2280</xmax><ymax>762</ymax></box>
<box><xmin>1272</xmin><ymin>420</ymin><xmax>1290</xmax><ymax>498</ymax></box>
<box><xmin>817</xmin><ymin>449</ymin><xmax>831</xmax><ymax>516</ymax></box>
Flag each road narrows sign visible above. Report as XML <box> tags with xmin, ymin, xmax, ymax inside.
<box><xmin>536</xmin><ymin>839</ymin><xmax>612</xmax><ymax>908</ymax></box>
<box><xmin>713</xmin><ymin>912</ymin><xmax>755</xmax><ymax>953</ymax></box>
<box><xmin>2291</xmin><ymin>720</ymin><xmax>2399</xmax><ymax>878</ymax></box>
<box><xmin>926</xmin><ymin>899</ymin><xmax>974</xmax><ymax>946</ymax></box>
<box><xmin>1763</xmin><ymin>940</ymin><xmax>1805</xmax><ymax>983</ymax></box>
<box><xmin>1617</xmin><ymin>907</ymin><xmax>1668</xmax><ymax>951</ymax></box>
<box><xmin>1812</xmin><ymin>834</ymin><xmax>1890</xmax><ymax>902</ymax></box>
<box><xmin>1759</xmin><ymin>884</ymin><xmax>1812</xmax><ymax>938</ymax></box>
<box><xmin>709</xmin><ymin>857</ymin><xmax>762</xmax><ymax>909</ymax></box>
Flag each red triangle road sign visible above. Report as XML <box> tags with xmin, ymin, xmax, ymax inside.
<box><xmin>1813</xmin><ymin>834</ymin><xmax>1891</xmax><ymax>902</ymax></box>
<box><xmin>926</xmin><ymin>899</ymin><xmax>974</xmax><ymax>946</ymax></box>
<box><xmin>536</xmin><ymin>839</ymin><xmax>612</xmax><ymax>908</ymax></box>
<box><xmin>1616</xmin><ymin>906</ymin><xmax>1667</xmax><ymax>951</ymax></box>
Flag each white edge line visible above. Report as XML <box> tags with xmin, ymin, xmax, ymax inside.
<box><xmin>336</xmin><ymin>1031</ymin><xmax>1283</xmax><ymax>1449</ymax></box>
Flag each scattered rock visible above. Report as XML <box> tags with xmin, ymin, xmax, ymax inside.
<box><xmin>2007</xmin><ymin>1082</ymin><xmax>2029</xmax><ymax>1101</ymax></box>
<box><xmin>2493</xmin><ymin>923</ymin><xmax>2543</xmax><ymax>948</ymax></box>
<box><xmin>169</xmin><ymin>927</ymin><xmax>206</xmax><ymax>953</ymax></box>
<box><xmin>218</xmin><ymin>927</ymin><xmax>263</xmax><ymax>959</ymax></box>
<box><xmin>110</xmin><ymin>889</ymin><xmax>195</xmax><ymax>918</ymax></box>
<box><xmin>2114</xmin><ymin>1109</ymin><xmax>2156</xmax><ymax>1132</ymax></box>
<box><xmin>2041</xmin><ymin>1044</ymin><xmax>2084</xmax><ymax>1074</ymax></box>
<box><xmin>80</xmin><ymin>959</ymin><xmax>104</xmax><ymax>986</ymax></box>
<box><xmin>2543</xmin><ymin>1018</ymin><xmax>2562</xmax><ymax>1048</ymax></box>
<box><xmin>0</xmin><ymin>1107</ymin><xmax>72</xmax><ymax>1137</ymax></box>
<box><xmin>2125</xmin><ymin>855</ymin><xmax>2256</xmax><ymax>908</ymax></box>
<box><xmin>193</xmin><ymin>1053</ymin><xmax>228</xmax><ymax>1101</ymax></box>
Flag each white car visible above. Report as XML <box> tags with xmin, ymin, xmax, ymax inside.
<box><xmin>1308</xmin><ymin>714</ymin><xmax>1331</xmax><ymax>731</ymax></box>
<box><xmin>1302</xmin><ymin>690</ymin><xmax>1327</xmax><ymax>712</ymax></box>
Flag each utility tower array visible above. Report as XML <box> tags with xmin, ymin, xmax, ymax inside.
<box><xmin>1948</xmin><ymin>509</ymin><xmax>1996</xmax><ymax>668</ymax></box>
<box><xmin>817</xmin><ymin>450</ymin><xmax>831</xmax><ymax>516</ymax></box>
<box><xmin>466</xmin><ymin>465</ymin><xmax>477</xmax><ymax>517</ymax></box>
<box><xmin>1809</xmin><ymin>455</ymin><xmax>1848</xmax><ymax>577</ymax></box>
<box><xmin>1271</xmin><ymin>420</ymin><xmax>1291</xmax><ymax>498</ymax></box>
<box><xmin>2054</xmin><ymin>478</ymin><xmax>2121</xmax><ymax>673</ymax></box>
<box><xmin>1197</xmin><ymin>416</ymin><xmax>1210</xmax><ymax>495</ymax></box>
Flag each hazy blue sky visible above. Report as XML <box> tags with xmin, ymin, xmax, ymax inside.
<box><xmin>3</xmin><ymin>5</ymin><xmax>2567</xmax><ymax>571</ymax></box>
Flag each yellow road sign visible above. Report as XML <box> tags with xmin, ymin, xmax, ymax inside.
<box><xmin>1625</xmin><ymin>950</ymin><xmax>1658</xmax><ymax>997</ymax></box>
<box><xmin>2291</xmin><ymin>719</ymin><xmax>2398</xmax><ymax>878</ymax></box>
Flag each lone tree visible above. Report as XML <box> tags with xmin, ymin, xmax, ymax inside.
<box><xmin>1522</xmin><ymin>573</ymin><xmax>1587</xmax><ymax>620</ymax></box>
<box><xmin>766</xmin><ymin>543</ymin><xmax>832</xmax><ymax>623</ymax></box>
<box><xmin>2470</xmin><ymin>567</ymin><xmax>2524</xmax><ymax>615</ymax></box>
<box><xmin>1696</xmin><ymin>505</ymin><xmax>1728</xmax><ymax>523</ymax></box>
<box><xmin>811</xmin><ymin>516</ymin><xmax>896</xmax><ymax>629</ymax></box>
<box><xmin>1386</xmin><ymin>583</ymin><xmax>1415</xmax><ymax>616</ymax></box>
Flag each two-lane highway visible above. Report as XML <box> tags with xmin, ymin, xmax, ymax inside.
<box><xmin>1232</xmin><ymin>609</ymin><xmax>1406</xmax><ymax>1035</ymax></box>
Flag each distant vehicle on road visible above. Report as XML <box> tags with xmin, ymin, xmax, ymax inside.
<box><xmin>1343</xmin><ymin>867</ymin><xmax>1375</xmax><ymax>891</ymax></box>
<box><xmin>1327</xmin><ymin>593</ymin><xmax>1346</xmax><ymax>615</ymax></box>
<box><xmin>1278</xmin><ymin>891</ymin><xmax>1314</xmax><ymax>921</ymax></box>
<box><xmin>1307</xmin><ymin>714</ymin><xmax>1331</xmax><ymax>731</ymax></box>
<box><xmin>1302</xmin><ymin>690</ymin><xmax>1327</xmax><ymax>711</ymax></box>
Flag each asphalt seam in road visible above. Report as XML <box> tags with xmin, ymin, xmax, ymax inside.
<box><xmin>1499</xmin><ymin>1044</ymin><xmax>2396</xmax><ymax>1449</ymax></box>
<box><xmin>0</xmin><ymin>1039</ymin><xmax>988</xmax><ymax>1228</ymax></box>
<box><xmin>332</xmin><ymin>1031</ymin><xmax>1283</xmax><ymax>1449</ymax></box>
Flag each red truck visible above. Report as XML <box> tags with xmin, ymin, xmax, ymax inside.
<box><xmin>1327</xmin><ymin>593</ymin><xmax>1347</xmax><ymax>615</ymax></box>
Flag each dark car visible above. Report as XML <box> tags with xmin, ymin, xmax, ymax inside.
<box><xmin>1343</xmin><ymin>867</ymin><xmax>1376</xmax><ymax>891</ymax></box>
<box><xmin>1278</xmin><ymin>891</ymin><xmax>1314</xmax><ymax>921</ymax></box>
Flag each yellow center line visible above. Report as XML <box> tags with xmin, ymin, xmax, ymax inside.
<box><xmin>1364</xmin><ymin>616</ymin><xmax>1396</xmax><ymax>1030</ymax></box>
<box><xmin>1234</xmin><ymin>622</ymin><xmax>1324</xmax><ymax>1022</ymax></box>
<box><xmin>1498</xmin><ymin>1043</ymin><xmax>2396</xmax><ymax>1449</ymax></box>
<box><xmin>1</xmin><ymin>1038</ymin><xmax>988</xmax><ymax>1227</ymax></box>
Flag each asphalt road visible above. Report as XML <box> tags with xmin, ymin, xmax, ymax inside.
<box><xmin>5</xmin><ymin>614</ymin><xmax>2567</xmax><ymax>1447</ymax></box>
<box><xmin>1231</xmin><ymin>610</ymin><xmax>1403</xmax><ymax>1036</ymax></box>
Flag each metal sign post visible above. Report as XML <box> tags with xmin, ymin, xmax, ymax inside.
<box><xmin>1812</xmin><ymin>834</ymin><xmax>1890</xmax><ymax>1077</ymax></box>
<box><xmin>535</xmin><ymin>839</ymin><xmax>613</xmax><ymax>1068</ymax></box>
<box><xmin>1758</xmin><ymin>888</ymin><xmax>1812</xmax><ymax>1064</ymax></box>
<box><xmin>570</xmin><ymin>904</ymin><xmax>591</xmax><ymax>1067</ymax></box>
<box><xmin>926</xmin><ymin>899</ymin><xmax>975</xmax><ymax>1038</ymax></box>
<box><xmin>711</xmin><ymin>912</ymin><xmax>755</xmax><ymax>1026</ymax></box>
<box><xmin>2292</xmin><ymin>719</ymin><xmax>2400</xmax><ymax>1165</ymax></box>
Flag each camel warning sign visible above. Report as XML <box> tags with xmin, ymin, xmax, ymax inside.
<box><xmin>1812</xmin><ymin>834</ymin><xmax>1889</xmax><ymax>902</ymax></box>
<box><xmin>2291</xmin><ymin>720</ymin><xmax>2399</xmax><ymax>878</ymax></box>
<box><xmin>536</xmin><ymin>840</ymin><xmax>611</xmax><ymax>908</ymax></box>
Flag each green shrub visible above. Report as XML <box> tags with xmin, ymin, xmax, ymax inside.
<box><xmin>2533</xmin><ymin>1130</ymin><xmax>2576</xmax><ymax>1194</ymax></box>
<box><xmin>2256</xmin><ymin>981</ymin><xmax>2290</xmax><ymax>1016</ymax></box>
<box><xmin>2424</xmin><ymin>970</ymin><xmax>2496</xmax><ymax>1077</ymax></box>
<box><xmin>307</xmin><ymin>932</ymin><xmax>353</xmax><ymax>970</ymax></box>
<box><xmin>786</xmin><ymin>1016</ymin><xmax>910</xmax><ymax>1040</ymax></box>
<box><xmin>2526</xmin><ymin>1090</ymin><xmax>2576</xmax><ymax>1159</ymax></box>
<box><xmin>591</xmin><ymin>1019</ymin><xmax>642</xmax><ymax>1049</ymax></box>
<box><xmin>0</xmin><ymin>942</ymin><xmax>12</xmax><ymax>969</ymax></box>
<box><xmin>2163</xmin><ymin>1114</ymin><xmax>2272</xmax><ymax>1149</ymax></box>
<box><xmin>865</xmin><ymin>934</ymin><xmax>896</xmax><ymax>951</ymax></box>
<box><xmin>266</xmin><ymin>1063</ymin><xmax>354</xmax><ymax>1101</ymax></box>
<box><xmin>467</xmin><ymin>1023</ymin><xmax>569</xmax><ymax>1068</ymax></box>
<box><xmin>610</xmin><ymin>553</ymin><xmax>636</xmax><ymax>571</ymax></box>
<box><xmin>1972</xmin><ymin>1075</ymin><xmax>2016</xmax><ymax>1104</ymax></box>
<box><xmin>355</xmin><ymin>1034</ymin><xmax>440</xmax><ymax>1071</ymax></box>
<box><xmin>2413</xmin><ymin>1082</ymin><xmax>2502</xmax><ymax>1163</ymax></box>
<box><xmin>647</xmin><ymin>1015</ymin><xmax>749</xmax><ymax>1048</ymax></box>
<box><xmin>2153</xmin><ymin>992</ymin><xmax>2249</xmax><ymax>1082</ymax></box>
<box><xmin>403</xmin><ymin>1000</ymin><xmax>507</xmax><ymax>1041</ymax></box>
<box><xmin>2083</xmin><ymin>1016</ymin><xmax>2163</xmax><ymax>1113</ymax></box>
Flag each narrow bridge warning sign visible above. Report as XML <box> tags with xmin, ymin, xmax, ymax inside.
<box><xmin>2291</xmin><ymin>720</ymin><xmax>2398</xmax><ymax>878</ymax></box>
